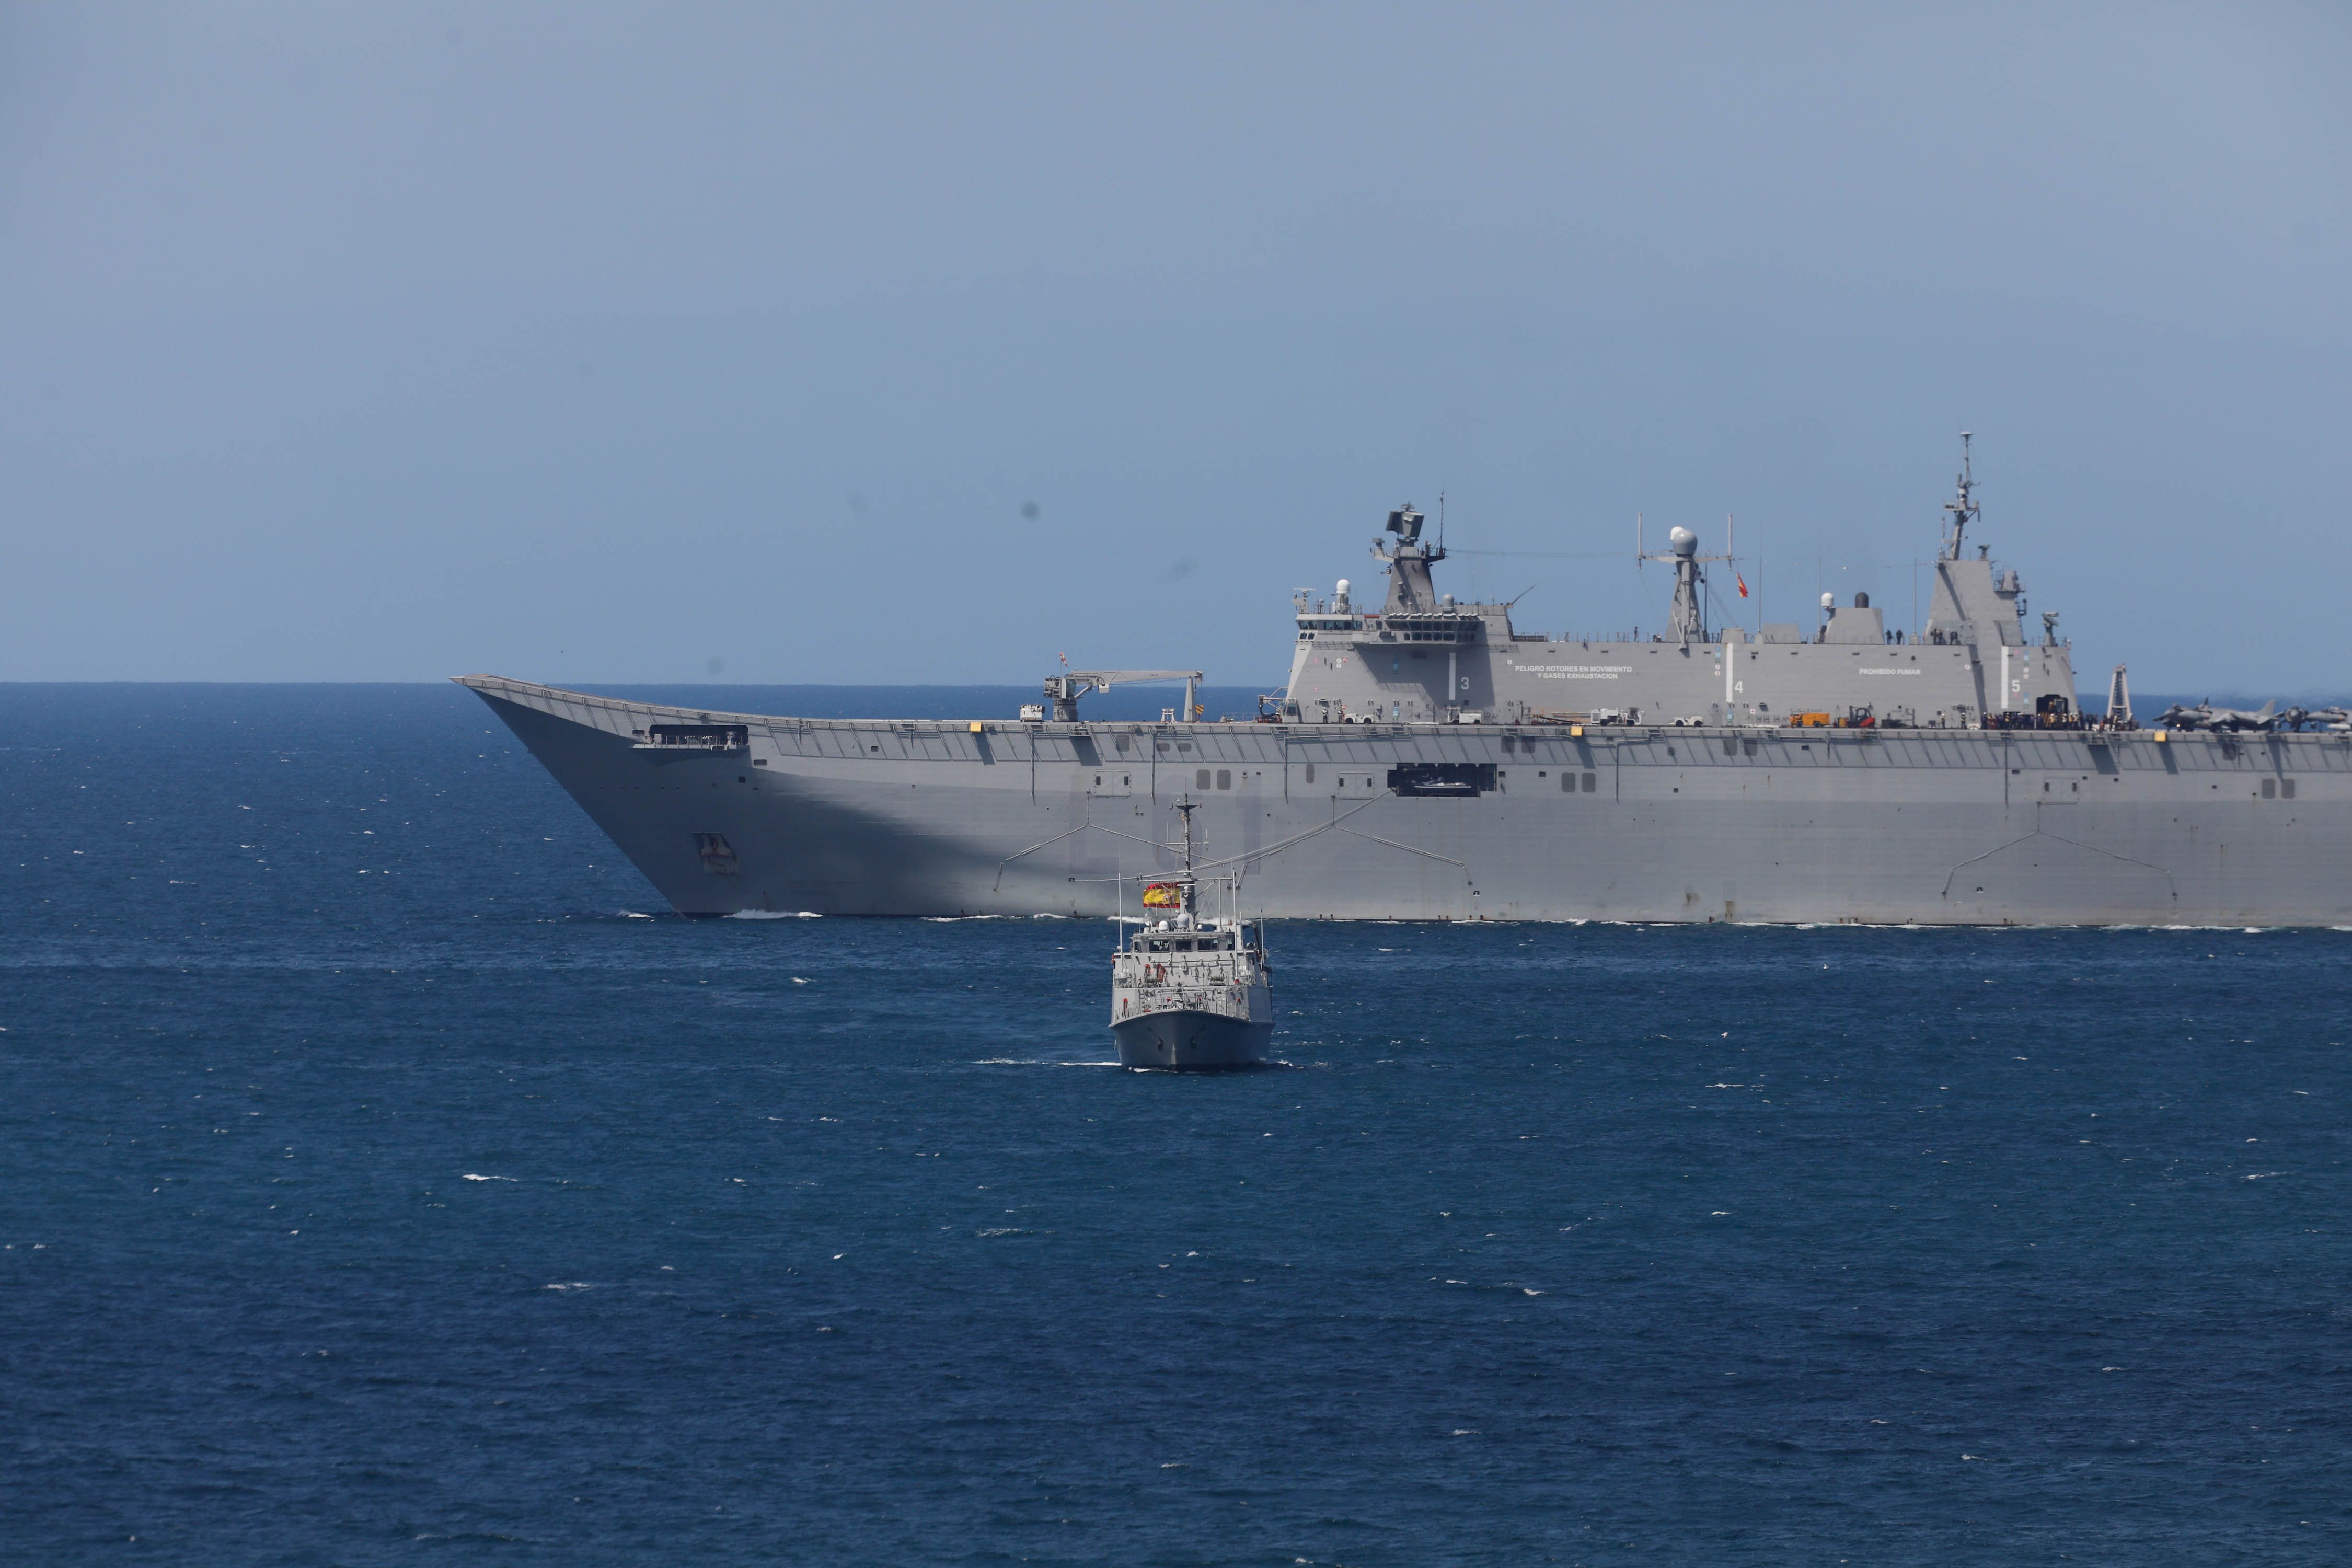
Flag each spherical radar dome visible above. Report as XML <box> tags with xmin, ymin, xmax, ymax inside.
<box><xmin>1668</xmin><ymin>526</ymin><xmax>1698</xmax><ymax>556</ymax></box>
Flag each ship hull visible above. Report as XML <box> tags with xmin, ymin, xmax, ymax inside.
<box><xmin>1111</xmin><ymin>1009</ymin><xmax>1273</xmax><ymax>1070</ymax></box>
<box><xmin>460</xmin><ymin>676</ymin><xmax>2352</xmax><ymax>927</ymax></box>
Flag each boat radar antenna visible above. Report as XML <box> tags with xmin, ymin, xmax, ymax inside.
<box><xmin>1371</xmin><ymin>502</ymin><xmax>1445</xmax><ymax>613</ymax></box>
<box><xmin>1941</xmin><ymin>432</ymin><xmax>1979</xmax><ymax>562</ymax></box>
<box><xmin>1638</xmin><ymin>516</ymin><xmax>1733</xmax><ymax>643</ymax></box>
<box><xmin>1169</xmin><ymin>793</ymin><xmax>1201</xmax><ymax>924</ymax></box>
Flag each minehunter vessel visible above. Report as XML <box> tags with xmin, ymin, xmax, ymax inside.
<box><xmin>1109</xmin><ymin>797</ymin><xmax>1274</xmax><ymax>1069</ymax></box>
<box><xmin>460</xmin><ymin>440</ymin><xmax>2352</xmax><ymax>926</ymax></box>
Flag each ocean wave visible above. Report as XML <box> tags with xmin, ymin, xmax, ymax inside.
<box><xmin>972</xmin><ymin>1057</ymin><xmax>1121</xmax><ymax>1067</ymax></box>
<box><xmin>725</xmin><ymin>909</ymin><xmax>823</xmax><ymax>919</ymax></box>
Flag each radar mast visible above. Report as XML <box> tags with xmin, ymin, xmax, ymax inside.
<box><xmin>1638</xmin><ymin>521</ymin><xmax>1726</xmax><ymax>643</ymax></box>
<box><xmin>1941</xmin><ymin>432</ymin><xmax>1979</xmax><ymax>561</ymax></box>
<box><xmin>1372</xmin><ymin>504</ymin><xmax>1445</xmax><ymax>613</ymax></box>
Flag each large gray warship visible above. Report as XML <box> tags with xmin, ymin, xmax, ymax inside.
<box><xmin>461</xmin><ymin>443</ymin><xmax>2352</xmax><ymax>925</ymax></box>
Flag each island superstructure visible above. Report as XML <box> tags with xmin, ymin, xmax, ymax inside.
<box><xmin>460</xmin><ymin>443</ymin><xmax>2351</xmax><ymax>925</ymax></box>
<box><xmin>1285</xmin><ymin>441</ymin><xmax>2072</xmax><ymax>730</ymax></box>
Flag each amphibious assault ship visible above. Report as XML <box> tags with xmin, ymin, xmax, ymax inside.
<box><xmin>460</xmin><ymin>442</ymin><xmax>2352</xmax><ymax>925</ymax></box>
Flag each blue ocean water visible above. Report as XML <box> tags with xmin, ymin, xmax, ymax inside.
<box><xmin>4</xmin><ymin>683</ymin><xmax>2348</xmax><ymax>1565</ymax></box>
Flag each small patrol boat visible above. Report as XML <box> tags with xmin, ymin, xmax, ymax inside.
<box><xmin>1110</xmin><ymin>797</ymin><xmax>1273</xmax><ymax>1070</ymax></box>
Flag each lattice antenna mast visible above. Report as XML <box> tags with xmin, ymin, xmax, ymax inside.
<box><xmin>1638</xmin><ymin>523</ymin><xmax>1732</xmax><ymax>643</ymax></box>
<box><xmin>1941</xmin><ymin>431</ymin><xmax>1979</xmax><ymax>562</ymax></box>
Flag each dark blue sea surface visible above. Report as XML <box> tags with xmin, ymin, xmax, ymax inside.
<box><xmin>4</xmin><ymin>684</ymin><xmax>2348</xmax><ymax>1565</ymax></box>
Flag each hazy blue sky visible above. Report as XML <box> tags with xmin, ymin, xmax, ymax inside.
<box><xmin>4</xmin><ymin>3</ymin><xmax>2347</xmax><ymax>693</ymax></box>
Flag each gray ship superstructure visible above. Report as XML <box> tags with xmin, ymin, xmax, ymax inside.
<box><xmin>1287</xmin><ymin>441</ymin><xmax>2074</xmax><ymax>730</ymax></box>
<box><xmin>461</xmin><ymin>443</ymin><xmax>2352</xmax><ymax>926</ymax></box>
